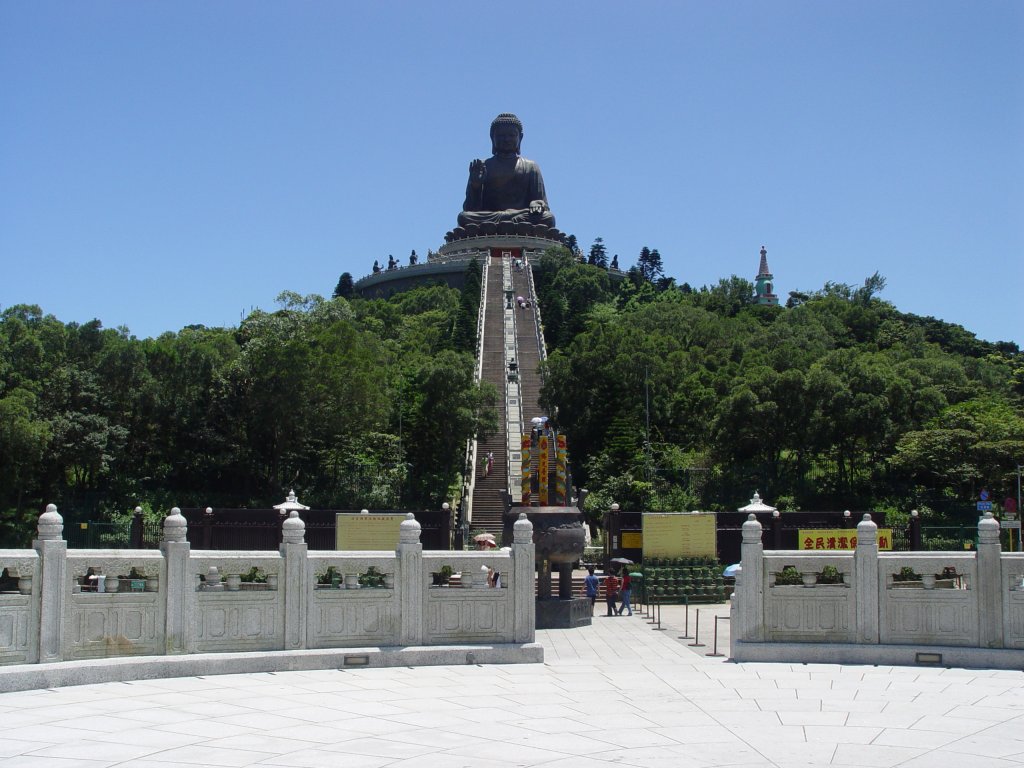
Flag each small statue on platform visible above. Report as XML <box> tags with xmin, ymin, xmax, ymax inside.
<box><xmin>457</xmin><ymin>113</ymin><xmax>556</xmax><ymax>230</ymax></box>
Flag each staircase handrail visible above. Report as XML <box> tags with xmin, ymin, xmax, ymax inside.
<box><xmin>525</xmin><ymin>255</ymin><xmax>548</xmax><ymax>366</ymax></box>
<box><xmin>461</xmin><ymin>254</ymin><xmax>489</xmax><ymax>531</ymax></box>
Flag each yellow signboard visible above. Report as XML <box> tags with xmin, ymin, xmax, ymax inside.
<box><xmin>621</xmin><ymin>531</ymin><xmax>642</xmax><ymax>549</ymax></box>
<box><xmin>798</xmin><ymin>529</ymin><xmax>894</xmax><ymax>551</ymax></box>
<box><xmin>335</xmin><ymin>513</ymin><xmax>407</xmax><ymax>550</ymax></box>
<box><xmin>641</xmin><ymin>512</ymin><xmax>717</xmax><ymax>557</ymax></box>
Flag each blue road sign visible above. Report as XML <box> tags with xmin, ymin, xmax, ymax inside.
<box><xmin>977</xmin><ymin>501</ymin><xmax>993</xmax><ymax>512</ymax></box>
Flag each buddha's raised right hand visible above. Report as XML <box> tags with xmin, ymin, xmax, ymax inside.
<box><xmin>468</xmin><ymin>159</ymin><xmax>487</xmax><ymax>188</ymax></box>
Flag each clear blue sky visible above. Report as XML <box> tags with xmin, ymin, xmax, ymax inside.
<box><xmin>2</xmin><ymin>2</ymin><xmax>1022</xmax><ymax>345</ymax></box>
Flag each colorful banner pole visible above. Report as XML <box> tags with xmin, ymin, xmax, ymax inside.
<box><xmin>538</xmin><ymin>434</ymin><xmax>549</xmax><ymax>506</ymax></box>
<box><xmin>556</xmin><ymin>434</ymin><xmax>567</xmax><ymax>505</ymax></box>
<box><xmin>521</xmin><ymin>435</ymin><xmax>531</xmax><ymax>505</ymax></box>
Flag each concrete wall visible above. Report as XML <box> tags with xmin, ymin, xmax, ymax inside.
<box><xmin>0</xmin><ymin>505</ymin><xmax>536</xmax><ymax>668</ymax></box>
<box><xmin>731</xmin><ymin>511</ymin><xmax>1024</xmax><ymax>669</ymax></box>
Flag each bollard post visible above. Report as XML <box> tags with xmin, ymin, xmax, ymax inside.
<box><xmin>653</xmin><ymin>595</ymin><xmax>666</xmax><ymax>630</ymax></box>
<box><xmin>706</xmin><ymin>615</ymin><xmax>729</xmax><ymax>657</ymax></box>
<box><xmin>678</xmin><ymin>595</ymin><xmax>692</xmax><ymax>639</ymax></box>
<box><xmin>688</xmin><ymin>609</ymin><xmax>706</xmax><ymax>647</ymax></box>
<box><xmin>648</xmin><ymin>591</ymin><xmax>658</xmax><ymax>624</ymax></box>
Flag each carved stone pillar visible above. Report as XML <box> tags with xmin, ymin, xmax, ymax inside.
<box><xmin>854</xmin><ymin>514</ymin><xmax>879</xmax><ymax>644</ymax></box>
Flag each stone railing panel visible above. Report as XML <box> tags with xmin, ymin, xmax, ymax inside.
<box><xmin>190</xmin><ymin>553</ymin><xmax>286</xmax><ymax>653</ymax></box>
<box><xmin>878</xmin><ymin>552</ymin><xmax>978</xmax><ymax>647</ymax></box>
<box><xmin>1001</xmin><ymin>553</ymin><xmax>1024</xmax><ymax>648</ymax></box>
<box><xmin>0</xmin><ymin>551</ymin><xmax>39</xmax><ymax>665</ymax></box>
<box><xmin>422</xmin><ymin>551</ymin><xmax>514</xmax><ymax>644</ymax></box>
<box><xmin>307</xmin><ymin>552</ymin><xmax>399</xmax><ymax>648</ymax></box>
<box><xmin>762</xmin><ymin>552</ymin><xmax>855</xmax><ymax>643</ymax></box>
<box><xmin>64</xmin><ymin>550</ymin><xmax>167</xmax><ymax>660</ymax></box>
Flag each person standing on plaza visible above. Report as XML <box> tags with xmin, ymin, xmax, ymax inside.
<box><xmin>584</xmin><ymin>566</ymin><xmax>599</xmax><ymax>614</ymax></box>
<box><xmin>617</xmin><ymin>570</ymin><xmax>632</xmax><ymax>616</ymax></box>
<box><xmin>604</xmin><ymin>571</ymin><xmax>620</xmax><ymax>616</ymax></box>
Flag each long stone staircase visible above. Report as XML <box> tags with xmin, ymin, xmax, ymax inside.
<box><xmin>468</xmin><ymin>252</ymin><xmax>548</xmax><ymax>537</ymax></box>
<box><xmin>468</xmin><ymin>253</ymin><xmax>511</xmax><ymax>534</ymax></box>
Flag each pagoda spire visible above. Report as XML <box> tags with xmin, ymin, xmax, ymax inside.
<box><xmin>754</xmin><ymin>245</ymin><xmax>778</xmax><ymax>306</ymax></box>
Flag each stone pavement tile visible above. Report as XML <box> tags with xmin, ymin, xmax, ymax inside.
<box><xmin>12</xmin><ymin>738</ymin><xmax>170</xmax><ymax>763</ymax></box>
<box><xmin>363</xmin><ymin>754</ymin><xmax>525</xmax><ymax>768</ymax></box>
<box><xmin>746</xmin><ymin>740</ymin><xmax>838</xmax><ymax>766</ymax></box>
<box><xmin>441</xmin><ymin>740</ymin><xmax>578</xmax><ymax>765</ymax></box>
<box><xmin>776</xmin><ymin>710</ymin><xmax>847</xmax><ymax>726</ymax></box>
<box><xmin>710</xmin><ymin>711</ymin><xmax>783</xmax><ymax>727</ymax></box>
<box><xmin>822</xmin><ymin>699</ymin><xmax>887</xmax><ymax>714</ymax></box>
<box><xmin>896</xmin><ymin>753</ymin><xmax>1023</xmax><ymax>768</ymax></box>
<box><xmin>316</xmin><ymin>735</ymin><xmax>443</xmax><ymax>760</ymax></box>
<box><xmin>846</xmin><ymin>711</ymin><xmax>922</xmax><ymax>729</ymax></box>
<box><xmin>259</xmin><ymin>723</ymin><xmax>365</xmax><ymax>745</ymax></box>
<box><xmin>0</xmin><ymin>757</ymin><xmax>111</xmax><ymax>768</ymax></box>
<box><xmin>942</xmin><ymin>733</ymin><xmax>1024</xmax><ymax>759</ymax></box>
<box><xmin>505</xmin><ymin>731</ymin><xmax>615</xmax><ymax>756</ymax></box>
<box><xmin>578</xmin><ymin>726</ymin><xmax>684</xmax><ymax>749</ymax></box>
<box><xmin>436</xmin><ymin>705</ymin><xmax>520</xmax><ymax>724</ymax></box>
<box><xmin>871</xmin><ymin>728</ymin><xmax>959</xmax><ymax>749</ymax></box>
<box><xmin>125</xmin><ymin>743</ymin><xmax>279</xmax><ymax>767</ymax></box>
<box><xmin>0</xmin><ymin>740</ymin><xmax>55</xmax><ymax>758</ymax></box>
<box><xmin>218</xmin><ymin>752</ymin><xmax>391</xmax><ymax>768</ymax></box>
<box><xmin>151</xmin><ymin>718</ymin><xmax>263</xmax><ymax>739</ymax></box>
<box><xmin>505</xmin><ymin>715</ymin><xmax>594</xmax><ymax>734</ymax></box>
<box><xmin>943</xmin><ymin>705</ymin><xmax>1012</xmax><ymax>722</ymax></box>
<box><xmin>803</xmin><ymin>725</ymin><xmax>882</xmax><ymax>744</ymax></box>
<box><xmin>640</xmin><ymin>710</ymin><xmax>721</xmax><ymax>728</ymax></box>
<box><xmin>831</xmin><ymin>742</ymin><xmax>924</xmax><ymax>766</ymax></box>
<box><xmin>722</xmin><ymin>724</ymin><xmax>807</xmax><ymax>747</ymax></box>
<box><xmin>912</xmin><ymin>714</ymin><xmax>996</xmax><ymax>735</ymax></box>
<box><xmin>380</xmin><ymin>729</ymin><xmax>491</xmax><ymax>751</ymax></box>
<box><xmin>202</xmin><ymin>732</ymin><xmax>336</xmax><ymax>756</ymax></box>
<box><xmin>0</xmin><ymin>723</ymin><xmax>97</xmax><ymax>744</ymax></box>
<box><xmin>646</xmin><ymin>725</ymin><xmax>738</xmax><ymax>744</ymax></box>
<box><xmin>758</xmin><ymin>698</ymin><xmax>826</xmax><ymax>713</ymax></box>
<box><xmin>668</xmin><ymin>741</ymin><xmax>768</xmax><ymax>765</ymax></box>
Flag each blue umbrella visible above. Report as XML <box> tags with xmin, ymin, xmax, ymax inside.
<box><xmin>723</xmin><ymin>563</ymin><xmax>741</xmax><ymax>578</ymax></box>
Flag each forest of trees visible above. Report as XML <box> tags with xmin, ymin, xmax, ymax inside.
<box><xmin>533</xmin><ymin>246</ymin><xmax>1024</xmax><ymax>526</ymax></box>
<box><xmin>2</xmin><ymin>248</ymin><xmax>1022</xmax><ymax>545</ymax></box>
<box><xmin>0</xmin><ymin>275</ymin><xmax>496</xmax><ymax>546</ymax></box>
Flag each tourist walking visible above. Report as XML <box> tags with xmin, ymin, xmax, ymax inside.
<box><xmin>584</xmin><ymin>566</ymin><xmax>599</xmax><ymax>615</ymax></box>
<box><xmin>617</xmin><ymin>571</ymin><xmax>633</xmax><ymax>616</ymax></box>
<box><xmin>604</xmin><ymin>572</ymin><xmax>620</xmax><ymax>616</ymax></box>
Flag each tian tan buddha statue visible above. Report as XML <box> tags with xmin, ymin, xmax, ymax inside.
<box><xmin>455</xmin><ymin>113</ymin><xmax>557</xmax><ymax>232</ymax></box>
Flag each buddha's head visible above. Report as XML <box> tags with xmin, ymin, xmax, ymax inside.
<box><xmin>490</xmin><ymin>113</ymin><xmax>523</xmax><ymax>156</ymax></box>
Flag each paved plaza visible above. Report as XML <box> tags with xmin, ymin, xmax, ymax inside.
<box><xmin>2</xmin><ymin>602</ymin><xmax>1024</xmax><ymax>768</ymax></box>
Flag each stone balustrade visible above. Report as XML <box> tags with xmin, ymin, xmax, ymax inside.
<box><xmin>0</xmin><ymin>505</ymin><xmax>538</xmax><ymax>675</ymax></box>
<box><xmin>731</xmin><ymin>511</ymin><xmax>1024</xmax><ymax>669</ymax></box>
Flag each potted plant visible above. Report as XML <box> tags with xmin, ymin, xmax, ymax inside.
<box><xmin>774</xmin><ymin>566</ymin><xmax>802</xmax><ymax>586</ymax></box>
<box><xmin>818</xmin><ymin>565</ymin><xmax>844</xmax><ymax>585</ymax></box>
<box><xmin>432</xmin><ymin>565</ymin><xmax>453</xmax><ymax>586</ymax></box>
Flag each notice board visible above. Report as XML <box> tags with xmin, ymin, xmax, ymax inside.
<box><xmin>641</xmin><ymin>512</ymin><xmax>717</xmax><ymax>557</ymax></box>
<box><xmin>335</xmin><ymin>513</ymin><xmax>406</xmax><ymax>550</ymax></box>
